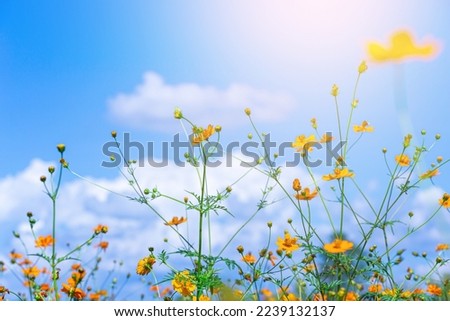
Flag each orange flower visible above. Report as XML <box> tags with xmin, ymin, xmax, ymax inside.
<box><xmin>368</xmin><ymin>284</ymin><xmax>382</xmax><ymax>293</ymax></box>
<box><xmin>353</xmin><ymin>120</ymin><xmax>374</xmax><ymax>133</ymax></box>
<box><xmin>313</xmin><ymin>293</ymin><xmax>328</xmax><ymax>301</ymax></box>
<box><xmin>294</xmin><ymin>187</ymin><xmax>318</xmax><ymax>201</ymax></box>
<box><xmin>268</xmin><ymin>252</ymin><xmax>277</xmax><ymax>266</ymax></box>
<box><xmin>164</xmin><ymin>216</ymin><xmax>187</xmax><ymax>226</ymax></box>
<box><xmin>35</xmin><ymin>235</ymin><xmax>54</xmax><ymax>248</ymax></box>
<box><xmin>427</xmin><ymin>284</ymin><xmax>442</xmax><ymax>296</ymax></box>
<box><xmin>94</xmin><ymin>224</ymin><xmax>108</xmax><ymax>234</ymax></box>
<box><xmin>276</xmin><ymin>232</ymin><xmax>300</xmax><ymax>254</ymax></box>
<box><xmin>136</xmin><ymin>255</ymin><xmax>156</xmax><ymax>276</ymax></box>
<box><xmin>23</xmin><ymin>266</ymin><xmax>41</xmax><ymax>278</ymax></box>
<box><xmin>367</xmin><ymin>30</ymin><xmax>439</xmax><ymax>63</ymax></box>
<box><xmin>9</xmin><ymin>251</ymin><xmax>23</xmax><ymax>260</ymax></box>
<box><xmin>172</xmin><ymin>270</ymin><xmax>196</xmax><ymax>297</ymax></box>
<box><xmin>345</xmin><ymin>292</ymin><xmax>358</xmax><ymax>301</ymax></box>
<box><xmin>242</xmin><ymin>253</ymin><xmax>256</xmax><ymax>264</ymax></box>
<box><xmin>322</xmin><ymin>168</ymin><xmax>354</xmax><ymax>181</ymax></box>
<box><xmin>323</xmin><ymin>239</ymin><xmax>353</xmax><ymax>254</ymax></box>
<box><xmin>439</xmin><ymin>193</ymin><xmax>450</xmax><ymax>208</ymax></box>
<box><xmin>61</xmin><ymin>283</ymin><xmax>86</xmax><ymax>300</ymax></box>
<box><xmin>192</xmin><ymin>125</ymin><xmax>215</xmax><ymax>145</ymax></box>
<box><xmin>96</xmin><ymin>241</ymin><xmax>109</xmax><ymax>251</ymax></box>
<box><xmin>436</xmin><ymin>243</ymin><xmax>449</xmax><ymax>251</ymax></box>
<box><xmin>419</xmin><ymin>168</ymin><xmax>439</xmax><ymax>180</ymax></box>
<box><xmin>395</xmin><ymin>154</ymin><xmax>411</xmax><ymax>167</ymax></box>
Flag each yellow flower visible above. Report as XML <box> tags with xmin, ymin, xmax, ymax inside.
<box><xmin>419</xmin><ymin>168</ymin><xmax>439</xmax><ymax>180</ymax></box>
<box><xmin>292</xmin><ymin>134</ymin><xmax>317</xmax><ymax>153</ymax></box>
<box><xmin>281</xmin><ymin>293</ymin><xmax>299</xmax><ymax>301</ymax></box>
<box><xmin>276</xmin><ymin>232</ymin><xmax>300</xmax><ymax>254</ymax></box>
<box><xmin>260</xmin><ymin>288</ymin><xmax>274</xmax><ymax>299</ymax></box>
<box><xmin>367</xmin><ymin>30</ymin><xmax>439</xmax><ymax>62</ymax></box>
<box><xmin>294</xmin><ymin>187</ymin><xmax>318</xmax><ymax>201</ymax></box>
<box><xmin>427</xmin><ymin>284</ymin><xmax>442</xmax><ymax>296</ymax></box>
<box><xmin>358</xmin><ymin>60</ymin><xmax>368</xmax><ymax>73</ymax></box>
<box><xmin>323</xmin><ymin>239</ymin><xmax>353</xmax><ymax>254</ymax></box>
<box><xmin>172</xmin><ymin>270</ymin><xmax>196</xmax><ymax>297</ymax></box>
<box><xmin>242</xmin><ymin>252</ymin><xmax>256</xmax><ymax>264</ymax></box>
<box><xmin>174</xmin><ymin>107</ymin><xmax>183</xmax><ymax>119</ymax></box>
<box><xmin>322</xmin><ymin>168</ymin><xmax>354</xmax><ymax>181</ymax></box>
<box><xmin>136</xmin><ymin>255</ymin><xmax>156</xmax><ymax>276</ymax></box>
<box><xmin>292</xmin><ymin>178</ymin><xmax>301</xmax><ymax>192</ymax></box>
<box><xmin>164</xmin><ymin>216</ymin><xmax>187</xmax><ymax>226</ymax></box>
<box><xmin>35</xmin><ymin>235</ymin><xmax>54</xmax><ymax>248</ymax></box>
<box><xmin>331</xmin><ymin>84</ymin><xmax>339</xmax><ymax>97</ymax></box>
<box><xmin>436</xmin><ymin>243</ymin><xmax>449</xmax><ymax>251</ymax></box>
<box><xmin>192</xmin><ymin>125</ymin><xmax>215</xmax><ymax>145</ymax></box>
<box><xmin>320</xmin><ymin>133</ymin><xmax>334</xmax><ymax>143</ymax></box>
<box><xmin>403</xmin><ymin>133</ymin><xmax>413</xmax><ymax>148</ymax></box>
<box><xmin>353</xmin><ymin>120</ymin><xmax>374</xmax><ymax>133</ymax></box>
<box><xmin>193</xmin><ymin>294</ymin><xmax>210</xmax><ymax>301</ymax></box>
<box><xmin>395</xmin><ymin>154</ymin><xmax>411</xmax><ymax>167</ymax></box>
<box><xmin>439</xmin><ymin>193</ymin><xmax>450</xmax><ymax>208</ymax></box>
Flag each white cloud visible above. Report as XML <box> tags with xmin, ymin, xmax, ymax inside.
<box><xmin>108</xmin><ymin>72</ymin><xmax>297</xmax><ymax>131</ymax></box>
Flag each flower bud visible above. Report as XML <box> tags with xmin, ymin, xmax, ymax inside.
<box><xmin>40</xmin><ymin>175</ymin><xmax>47</xmax><ymax>182</ymax></box>
<box><xmin>57</xmin><ymin>144</ymin><xmax>66</xmax><ymax>153</ymax></box>
<box><xmin>244</xmin><ymin>107</ymin><xmax>251</xmax><ymax>116</ymax></box>
<box><xmin>111</xmin><ymin>131</ymin><xmax>117</xmax><ymax>138</ymax></box>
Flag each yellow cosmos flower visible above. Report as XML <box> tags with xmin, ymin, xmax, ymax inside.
<box><xmin>439</xmin><ymin>193</ymin><xmax>450</xmax><ymax>208</ymax></box>
<box><xmin>320</xmin><ymin>133</ymin><xmax>334</xmax><ymax>143</ymax></box>
<box><xmin>136</xmin><ymin>255</ymin><xmax>156</xmax><ymax>276</ymax></box>
<box><xmin>164</xmin><ymin>216</ymin><xmax>187</xmax><ymax>226</ymax></box>
<box><xmin>323</xmin><ymin>239</ymin><xmax>353</xmax><ymax>254</ymax></box>
<box><xmin>292</xmin><ymin>134</ymin><xmax>317</xmax><ymax>153</ymax></box>
<box><xmin>427</xmin><ymin>284</ymin><xmax>442</xmax><ymax>296</ymax></box>
<box><xmin>353</xmin><ymin>120</ymin><xmax>374</xmax><ymax>133</ymax></box>
<box><xmin>276</xmin><ymin>232</ymin><xmax>300</xmax><ymax>254</ymax></box>
<box><xmin>358</xmin><ymin>60</ymin><xmax>368</xmax><ymax>73</ymax></box>
<box><xmin>193</xmin><ymin>294</ymin><xmax>211</xmax><ymax>301</ymax></box>
<box><xmin>345</xmin><ymin>292</ymin><xmax>358</xmax><ymax>301</ymax></box>
<box><xmin>419</xmin><ymin>168</ymin><xmax>439</xmax><ymax>180</ymax></box>
<box><xmin>292</xmin><ymin>178</ymin><xmax>301</xmax><ymax>192</ymax></box>
<box><xmin>367</xmin><ymin>30</ymin><xmax>439</xmax><ymax>62</ymax></box>
<box><xmin>435</xmin><ymin>243</ymin><xmax>448</xmax><ymax>251</ymax></box>
<box><xmin>331</xmin><ymin>84</ymin><xmax>339</xmax><ymax>97</ymax></box>
<box><xmin>35</xmin><ymin>235</ymin><xmax>54</xmax><ymax>248</ymax></box>
<box><xmin>322</xmin><ymin>168</ymin><xmax>355</xmax><ymax>181</ymax></box>
<box><xmin>192</xmin><ymin>125</ymin><xmax>215</xmax><ymax>145</ymax></box>
<box><xmin>368</xmin><ymin>284</ymin><xmax>382</xmax><ymax>293</ymax></box>
<box><xmin>294</xmin><ymin>187</ymin><xmax>318</xmax><ymax>201</ymax></box>
<box><xmin>242</xmin><ymin>252</ymin><xmax>256</xmax><ymax>264</ymax></box>
<box><xmin>172</xmin><ymin>270</ymin><xmax>196</xmax><ymax>297</ymax></box>
<box><xmin>395</xmin><ymin>154</ymin><xmax>411</xmax><ymax>167</ymax></box>
<box><xmin>22</xmin><ymin>266</ymin><xmax>41</xmax><ymax>278</ymax></box>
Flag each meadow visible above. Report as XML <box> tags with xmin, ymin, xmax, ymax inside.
<box><xmin>1</xmin><ymin>61</ymin><xmax>449</xmax><ymax>301</ymax></box>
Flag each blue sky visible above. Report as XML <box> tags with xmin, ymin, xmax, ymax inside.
<box><xmin>1</xmin><ymin>1</ymin><xmax>450</xmax><ymax>299</ymax></box>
